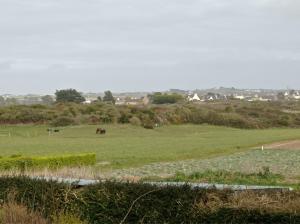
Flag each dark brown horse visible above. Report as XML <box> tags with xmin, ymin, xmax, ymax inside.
<box><xmin>96</xmin><ymin>128</ymin><xmax>106</xmax><ymax>135</ymax></box>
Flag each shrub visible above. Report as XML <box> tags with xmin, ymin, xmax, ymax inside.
<box><xmin>143</xmin><ymin>121</ymin><xmax>155</xmax><ymax>129</ymax></box>
<box><xmin>151</xmin><ymin>93</ymin><xmax>183</xmax><ymax>104</ymax></box>
<box><xmin>0</xmin><ymin>177</ymin><xmax>299</xmax><ymax>224</ymax></box>
<box><xmin>51</xmin><ymin>116</ymin><xmax>77</xmax><ymax>127</ymax></box>
<box><xmin>129</xmin><ymin>116</ymin><xmax>141</xmax><ymax>126</ymax></box>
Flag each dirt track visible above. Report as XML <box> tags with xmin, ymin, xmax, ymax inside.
<box><xmin>265</xmin><ymin>140</ymin><xmax>300</xmax><ymax>150</ymax></box>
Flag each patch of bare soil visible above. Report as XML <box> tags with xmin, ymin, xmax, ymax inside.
<box><xmin>265</xmin><ymin>140</ymin><xmax>300</xmax><ymax>150</ymax></box>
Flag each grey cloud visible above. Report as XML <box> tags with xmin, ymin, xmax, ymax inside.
<box><xmin>0</xmin><ymin>0</ymin><xmax>300</xmax><ymax>94</ymax></box>
<box><xmin>0</xmin><ymin>61</ymin><xmax>12</xmax><ymax>71</ymax></box>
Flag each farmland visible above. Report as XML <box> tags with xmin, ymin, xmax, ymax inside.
<box><xmin>1</xmin><ymin>124</ymin><xmax>300</xmax><ymax>171</ymax></box>
<box><xmin>1</xmin><ymin>110</ymin><xmax>300</xmax><ymax>223</ymax></box>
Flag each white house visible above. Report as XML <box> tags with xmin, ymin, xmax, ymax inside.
<box><xmin>234</xmin><ymin>95</ymin><xmax>245</xmax><ymax>100</ymax></box>
<box><xmin>188</xmin><ymin>93</ymin><xmax>201</xmax><ymax>101</ymax></box>
<box><xmin>292</xmin><ymin>91</ymin><xmax>300</xmax><ymax>100</ymax></box>
<box><xmin>192</xmin><ymin>93</ymin><xmax>201</xmax><ymax>101</ymax></box>
<box><xmin>83</xmin><ymin>100</ymin><xmax>92</xmax><ymax>104</ymax></box>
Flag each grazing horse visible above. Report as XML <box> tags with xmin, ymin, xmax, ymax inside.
<box><xmin>96</xmin><ymin>128</ymin><xmax>106</xmax><ymax>135</ymax></box>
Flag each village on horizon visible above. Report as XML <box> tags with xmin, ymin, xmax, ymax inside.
<box><xmin>0</xmin><ymin>87</ymin><xmax>300</xmax><ymax>106</ymax></box>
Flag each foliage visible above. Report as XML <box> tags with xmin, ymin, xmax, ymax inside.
<box><xmin>0</xmin><ymin>154</ymin><xmax>96</xmax><ymax>171</ymax></box>
<box><xmin>151</xmin><ymin>92</ymin><xmax>183</xmax><ymax>104</ymax></box>
<box><xmin>0</xmin><ymin>97</ymin><xmax>5</xmax><ymax>106</ymax></box>
<box><xmin>0</xmin><ymin>177</ymin><xmax>299</xmax><ymax>224</ymax></box>
<box><xmin>156</xmin><ymin>169</ymin><xmax>284</xmax><ymax>186</ymax></box>
<box><xmin>51</xmin><ymin>116</ymin><xmax>77</xmax><ymax>127</ymax></box>
<box><xmin>0</xmin><ymin>101</ymin><xmax>300</xmax><ymax>129</ymax></box>
<box><xmin>52</xmin><ymin>214</ymin><xmax>88</xmax><ymax>224</ymax></box>
<box><xmin>103</xmin><ymin>91</ymin><xmax>115</xmax><ymax>104</ymax></box>
<box><xmin>129</xmin><ymin>116</ymin><xmax>141</xmax><ymax>126</ymax></box>
<box><xmin>41</xmin><ymin>95</ymin><xmax>54</xmax><ymax>105</ymax></box>
<box><xmin>55</xmin><ymin>89</ymin><xmax>86</xmax><ymax>104</ymax></box>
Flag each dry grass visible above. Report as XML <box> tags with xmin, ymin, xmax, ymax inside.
<box><xmin>231</xmin><ymin>191</ymin><xmax>300</xmax><ymax>214</ymax></box>
<box><xmin>0</xmin><ymin>202</ymin><xmax>48</xmax><ymax>224</ymax></box>
<box><xmin>195</xmin><ymin>191</ymin><xmax>300</xmax><ymax>215</ymax></box>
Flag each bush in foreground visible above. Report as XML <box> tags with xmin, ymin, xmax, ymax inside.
<box><xmin>0</xmin><ymin>177</ymin><xmax>299</xmax><ymax>223</ymax></box>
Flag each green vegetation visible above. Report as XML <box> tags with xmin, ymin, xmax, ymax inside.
<box><xmin>51</xmin><ymin>116</ymin><xmax>77</xmax><ymax>127</ymax></box>
<box><xmin>146</xmin><ymin>168</ymin><xmax>285</xmax><ymax>186</ymax></box>
<box><xmin>1</xmin><ymin>101</ymin><xmax>300</xmax><ymax>129</ymax></box>
<box><xmin>55</xmin><ymin>89</ymin><xmax>86</xmax><ymax>103</ymax></box>
<box><xmin>102</xmin><ymin>90</ymin><xmax>116</xmax><ymax>104</ymax></box>
<box><xmin>1</xmin><ymin>124</ymin><xmax>300</xmax><ymax>169</ymax></box>
<box><xmin>0</xmin><ymin>154</ymin><xmax>96</xmax><ymax>171</ymax></box>
<box><xmin>150</xmin><ymin>92</ymin><xmax>183</xmax><ymax>104</ymax></box>
<box><xmin>0</xmin><ymin>177</ymin><xmax>299</xmax><ymax>224</ymax></box>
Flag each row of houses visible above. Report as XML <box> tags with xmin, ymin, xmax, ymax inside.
<box><xmin>188</xmin><ymin>91</ymin><xmax>300</xmax><ymax>102</ymax></box>
<box><xmin>88</xmin><ymin>91</ymin><xmax>300</xmax><ymax>105</ymax></box>
<box><xmin>283</xmin><ymin>91</ymin><xmax>300</xmax><ymax>100</ymax></box>
<box><xmin>187</xmin><ymin>93</ymin><xmax>227</xmax><ymax>102</ymax></box>
<box><xmin>2</xmin><ymin>90</ymin><xmax>300</xmax><ymax>106</ymax></box>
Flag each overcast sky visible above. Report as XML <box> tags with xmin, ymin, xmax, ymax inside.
<box><xmin>0</xmin><ymin>0</ymin><xmax>300</xmax><ymax>94</ymax></box>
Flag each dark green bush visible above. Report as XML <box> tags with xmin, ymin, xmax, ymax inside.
<box><xmin>151</xmin><ymin>93</ymin><xmax>183</xmax><ymax>104</ymax></box>
<box><xmin>0</xmin><ymin>177</ymin><xmax>299</xmax><ymax>224</ymax></box>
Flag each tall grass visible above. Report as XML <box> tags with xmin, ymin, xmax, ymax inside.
<box><xmin>0</xmin><ymin>202</ymin><xmax>48</xmax><ymax>224</ymax></box>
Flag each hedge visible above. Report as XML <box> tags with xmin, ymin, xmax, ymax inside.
<box><xmin>0</xmin><ymin>154</ymin><xmax>96</xmax><ymax>171</ymax></box>
<box><xmin>0</xmin><ymin>177</ymin><xmax>299</xmax><ymax>223</ymax></box>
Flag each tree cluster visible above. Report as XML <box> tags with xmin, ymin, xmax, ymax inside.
<box><xmin>151</xmin><ymin>92</ymin><xmax>183</xmax><ymax>104</ymax></box>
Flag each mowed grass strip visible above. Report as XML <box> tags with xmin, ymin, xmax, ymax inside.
<box><xmin>1</xmin><ymin>125</ymin><xmax>300</xmax><ymax>169</ymax></box>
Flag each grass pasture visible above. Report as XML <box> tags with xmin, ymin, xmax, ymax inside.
<box><xmin>1</xmin><ymin>124</ymin><xmax>300</xmax><ymax>170</ymax></box>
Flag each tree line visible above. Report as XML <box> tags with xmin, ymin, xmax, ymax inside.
<box><xmin>0</xmin><ymin>89</ymin><xmax>116</xmax><ymax>106</ymax></box>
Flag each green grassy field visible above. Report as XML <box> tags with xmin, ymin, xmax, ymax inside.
<box><xmin>1</xmin><ymin>124</ymin><xmax>300</xmax><ymax>169</ymax></box>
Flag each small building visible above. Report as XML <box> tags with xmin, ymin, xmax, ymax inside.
<box><xmin>291</xmin><ymin>91</ymin><xmax>300</xmax><ymax>100</ymax></box>
<box><xmin>192</xmin><ymin>93</ymin><xmax>201</xmax><ymax>101</ymax></box>
<box><xmin>83</xmin><ymin>100</ymin><xmax>92</xmax><ymax>104</ymax></box>
<box><xmin>234</xmin><ymin>95</ymin><xmax>245</xmax><ymax>100</ymax></box>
